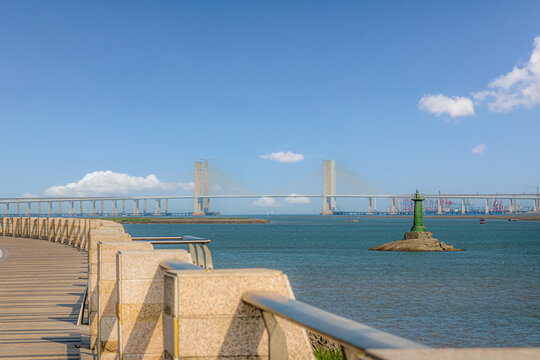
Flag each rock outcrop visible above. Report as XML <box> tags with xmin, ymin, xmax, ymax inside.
<box><xmin>369</xmin><ymin>231</ymin><xmax>464</xmax><ymax>252</ymax></box>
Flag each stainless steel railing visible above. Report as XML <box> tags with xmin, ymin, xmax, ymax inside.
<box><xmin>77</xmin><ymin>286</ymin><xmax>88</xmax><ymax>326</ymax></box>
<box><xmin>132</xmin><ymin>235</ymin><xmax>213</xmax><ymax>270</ymax></box>
<box><xmin>242</xmin><ymin>291</ymin><xmax>430</xmax><ymax>360</ymax></box>
<box><xmin>160</xmin><ymin>258</ymin><xmax>204</xmax><ymax>271</ymax></box>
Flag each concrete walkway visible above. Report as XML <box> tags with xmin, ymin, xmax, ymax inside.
<box><xmin>0</xmin><ymin>236</ymin><xmax>88</xmax><ymax>359</ymax></box>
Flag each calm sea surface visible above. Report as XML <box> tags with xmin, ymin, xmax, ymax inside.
<box><xmin>124</xmin><ymin>216</ymin><xmax>540</xmax><ymax>347</ymax></box>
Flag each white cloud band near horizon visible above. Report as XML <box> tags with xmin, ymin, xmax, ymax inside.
<box><xmin>260</xmin><ymin>151</ymin><xmax>304</xmax><ymax>163</ymax></box>
<box><xmin>419</xmin><ymin>36</ymin><xmax>540</xmax><ymax>118</ymax></box>
<box><xmin>44</xmin><ymin>171</ymin><xmax>193</xmax><ymax>197</ymax></box>
<box><xmin>253</xmin><ymin>197</ymin><xmax>278</xmax><ymax>207</ymax></box>
<box><xmin>253</xmin><ymin>194</ymin><xmax>309</xmax><ymax>207</ymax></box>
<box><xmin>284</xmin><ymin>193</ymin><xmax>310</xmax><ymax>204</ymax></box>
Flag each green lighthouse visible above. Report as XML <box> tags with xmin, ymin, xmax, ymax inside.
<box><xmin>369</xmin><ymin>189</ymin><xmax>463</xmax><ymax>251</ymax></box>
<box><xmin>410</xmin><ymin>189</ymin><xmax>426</xmax><ymax>232</ymax></box>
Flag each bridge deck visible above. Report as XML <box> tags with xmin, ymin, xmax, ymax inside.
<box><xmin>0</xmin><ymin>236</ymin><xmax>88</xmax><ymax>359</ymax></box>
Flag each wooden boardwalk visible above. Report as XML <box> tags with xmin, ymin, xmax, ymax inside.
<box><xmin>0</xmin><ymin>236</ymin><xmax>88</xmax><ymax>359</ymax></box>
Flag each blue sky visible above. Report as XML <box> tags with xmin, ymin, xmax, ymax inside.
<box><xmin>1</xmin><ymin>1</ymin><xmax>539</xmax><ymax>213</ymax></box>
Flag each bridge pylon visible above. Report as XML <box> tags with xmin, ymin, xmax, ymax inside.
<box><xmin>203</xmin><ymin>160</ymin><xmax>210</xmax><ymax>213</ymax></box>
<box><xmin>321</xmin><ymin>159</ymin><xmax>336</xmax><ymax>215</ymax></box>
<box><xmin>193</xmin><ymin>160</ymin><xmax>211</xmax><ymax>216</ymax></box>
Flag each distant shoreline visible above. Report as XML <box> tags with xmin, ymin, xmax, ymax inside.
<box><xmin>101</xmin><ymin>217</ymin><xmax>270</xmax><ymax>224</ymax></box>
<box><xmin>362</xmin><ymin>215</ymin><xmax>540</xmax><ymax>221</ymax></box>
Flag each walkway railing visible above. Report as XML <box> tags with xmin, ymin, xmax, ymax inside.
<box><xmin>132</xmin><ymin>235</ymin><xmax>213</xmax><ymax>269</ymax></box>
<box><xmin>0</xmin><ymin>217</ymin><xmax>96</xmax><ymax>250</ymax></box>
<box><xmin>242</xmin><ymin>291</ymin><xmax>429</xmax><ymax>360</ymax></box>
<box><xmin>3</xmin><ymin>216</ymin><xmax>539</xmax><ymax>359</ymax></box>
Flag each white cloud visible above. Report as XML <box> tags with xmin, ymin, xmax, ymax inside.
<box><xmin>260</xmin><ymin>151</ymin><xmax>304</xmax><ymax>163</ymax></box>
<box><xmin>473</xmin><ymin>37</ymin><xmax>540</xmax><ymax>112</ymax></box>
<box><xmin>471</xmin><ymin>144</ymin><xmax>487</xmax><ymax>155</ymax></box>
<box><xmin>421</xmin><ymin>37</ymin><xmax>540</xmax><ymax>118</ymax></box>
<box><xmin>253</xmin><ymin>197</ymin><xmax>278</xmax><ymax>207</ymax></box>
<box><xmin>22</xmin><ymin>193</ymin><xmax>39</xmax><ymax>198</ymax></box>
<box><xmin>178</xmin><ymin>183</ymin><xmax>195</xmax><ymax>191</ymax></box>
<box><xmin>284</xmin><ymin>193</ymin><xmax>310</xmax><ymax>204</ymax></box>
<box><xmin>418</xmin><ymin>94</ymin><xmax>475</xmax><ymax>118</ymax></box>
<box><xmin>44</xmin><ymin>171</ymin><xmax>193</xmax><ymax>197</ymax></box>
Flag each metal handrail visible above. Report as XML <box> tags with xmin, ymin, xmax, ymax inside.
<box><xmin>77</xmin><ymin>286</ymin><xmax>88</xmax><ymax>326</ymax></box>
<box><xmin>133</xmin><ymin>235</ymin><xmax>213</xmax><ymax>270</ymax></box>
<box><xmin>132</xmin><ymin>236</ymin><xmax>210</xmax><ymax>244</ymax></box>
<box><xmin>160</xmin><ymin>259</ymin><xmax>204</xmax><ymax>271</ymax></box>
<box><xmin>242</xmin><ymin>291</ymin><xmax>429</xmax><ymax>360</ymax></box>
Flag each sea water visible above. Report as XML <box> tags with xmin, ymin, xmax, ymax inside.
<box><xmin>124</xmin><ymin>216</ymin><xmax>540</xmax><ymax>347</ymax></box>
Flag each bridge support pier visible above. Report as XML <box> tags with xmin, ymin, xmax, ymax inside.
<box><xmin>509</xmin><ymin>199</ymin><xmax>514</xmax><ymax>213</ymax></box>
<box><xmin>17</xmin><ymin>202</ymin><xmax>20</xmax><ymax>216</ymax></box>
<box><xmin>366</xmin><ymin>197</ymin><xmax>375</xmax><ymax>214</ymax></box>
<box><xmin>58</xmin><ymin>202</ymin><xmax>62</xmax><ymax>215</ymax></box>
<box><xmin>437</xmin><ymin>198</ymin><xmax>443</xmax><ymax>215</ymax></box>
<box><xmin>26</xmin><ymin>203</ymin><xmax>31</xmax><ymax>216</ymax></box>
<box><xmin>155</xmin><ymin>199</ymin><xmax>161</xmax><ymax>215</ymax></box>
<box><xmin>165</xmin><ymin>199</ymin><xmax>168</xmax><ymax>214</ymax></box>
<box><xmin>461</xmin><ymin>199</ymin><xmax>466</xmax><ymax>214</ymax></box>
<box><xmin>485</xmin><ymin>199</ymin><xmax>489</xmax><ymax>214</ymax></box>
<box><xmin>467</xmin><ymin>199</ymin><xmax>470</xmax><ymax>213</ymax></box>
<box><xmin>100</xmin><ymin>200</ymin><xmax>104</xmax><ymax>215</ymax></box>
<box><xmin>143</xmin><ymin>199</ymin><xmax>147</xmax><ymax>214</ymax></box>
<box><xmin>38</xmin><ymin>202</ymin><xmax>41</xmax><ymax>215</ymax></box>
<box><xmin>133</xmin><ymin>200</ymin><xmax>139</xmax><ymax>215</ymax></box>
<box><xmin>80</xmin><ymin>201</ymin><xmax>83</xmax><ymax>215</ymax></box>
<box><xmin>4</xmin><ymin>203</ymin><xmax>9</xmax><ymax>216</ymax></box>
<box><xmin>534</xmin><ymin>199</ymin><xmax>538</xmax><ymax>212</ymax></box>
<box><xmin>47</xmin><ymin>202</ymin><xmax>51</xmax><ymax>216</ymax></box>
<box><xmin>122</xmin><ymin>200</ymin><xmax>125</xmax><ymax>215</ymax></box>
<box><xmin>389</xmin><ymin>197</ymin><xmax>397</xmax><ymax>214</ymax></box>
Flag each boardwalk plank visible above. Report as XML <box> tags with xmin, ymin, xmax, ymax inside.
<box><xmin>0</xmin><ymin>237</ymin><xmax>88</xmax><ymax>360</ymax></box>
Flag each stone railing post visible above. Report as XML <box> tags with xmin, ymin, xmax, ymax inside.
<box><xmin>88</xmin><ymin>226</ymin><xmax>132</xmax><ymax>350</ymax></box>
<box><xmin>116</xmin><ymin>250</ymin><xmax>193</xmax><ymax>360</ymax></box>
<box><xmin>97</xmin><ymin>241</ymin><xmax>154</xmax><ymax>357</ymax></box>
<box><xmin>163</xmin><ymin>268</ymin><xmax>313</xmax><ymax>360</ymax></box>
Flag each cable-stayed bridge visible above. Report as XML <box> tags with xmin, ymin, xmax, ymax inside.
<box><xmin>1</xmin><ymin>160</ymin><xmax>539</xmax><ymax>216</ymax></box>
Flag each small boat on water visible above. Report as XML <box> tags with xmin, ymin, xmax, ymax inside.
<box><xmin>344</xmin><ymin>219</ymin><xmax>359</xmax><ymax>223</ymax></box>
<box><xmin>508</xmin><ymin>218</ymin><xmax>518</xmax><ymax>221</ymax></box>
<box><xmin>479</xmin><ymin>218</ymin><xmax>487</xmax><ymax>224</ymax></box>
